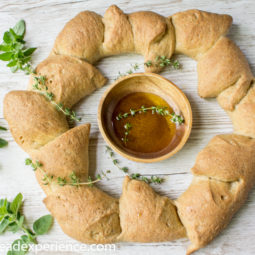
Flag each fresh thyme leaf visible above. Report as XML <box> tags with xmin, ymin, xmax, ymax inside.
<box><xmin>144</xmin><ymin>60</ymin><xmax>152</xmax><ymax>67</ymax></box>
<box><xmin>115</xmin><ymin>56</ymin><xmax>181</xmax><ymax>80</ymax></box>
<box><xmin>121</xmin><ymin>167</ymin><xmax>128</xmax><ymax>173</ymax></box>
<box><xmin>130</xmin><ymin>173</ymin><xmax>164</xmax><ymax>184</ymax></box>
<box><xmin>116</xmin><ymin>106</ymin><xmax>184</xmax><ymax>145</ymax></box>
<box><xmin>104</xmin><ymin>145</ymin><xmax>163</xmax><ymax>185</ymax></box>
<box><xmin>0</xmin><ymin>138</ymin><xmax>8</xmax><ymax>148</ymax></box>
<box><xmin>130</xmin><ymin>173</ymin><xmax>141</xmax><ymax>179</ymax></box>
<box><xmin>171</xmin><ymin>112</ymin><xmax>184</xmax><ymax>125</ymax></box>
<box><xmin>25</xmin><ymin>159</ymin><xmax>105</xmax><ymax>187</ymax></box>
<box><xmin>25</xmin><ymin>158</ymin><xmax>32</xmax><ymax>165</ymax></box>
<box><xmin>122</xmin><ymin>122</ymin><xmax>132</xmax><ymax>145</ymax></box>
<box><xmin>87</xmin><ymin>176</ymin><xmax>93</xmax><ymax>187</ymax></box>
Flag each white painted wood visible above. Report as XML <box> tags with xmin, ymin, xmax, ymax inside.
<box><xmin>0</xmin><ymin>0</ymin><xmax>254</xmax><ymax>254</ymax></box>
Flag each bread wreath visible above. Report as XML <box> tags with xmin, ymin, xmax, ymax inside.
<box><xmin>3</xmin><ymin>5</ymin><xmax>255</xmax><ymax>255</ymax></box>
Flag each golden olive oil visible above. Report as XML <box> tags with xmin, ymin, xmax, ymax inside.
<box><xmin>112</xmin><ymin>92</ymin><xmax>177</xmax><ymax>154</ymax></box>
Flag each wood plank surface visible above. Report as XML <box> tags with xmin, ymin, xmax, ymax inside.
<box><xmin>0</xmin><ymin>0</ymin><xmax>254</xmax><ymax>254</ymax></box>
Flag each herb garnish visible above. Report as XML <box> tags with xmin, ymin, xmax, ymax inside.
<box><xmin>0</xmin><ymin>20</ymin><xmax>81</xmax><ymax>123</ymax></box>
<box><xmin>0</xmin><ymin>193</ymin><xmax>53</xmax><ymax>255</ymax></box>
<box><xmin>115</xmin><ymin>56</ymin><xmax>180</xmax><ymax>80</ymax></box>
<box><xmin>25</xmin><ymin>158</ymin><xmax>104</xmax><ymax>187</ymax></box>
<box><xmin>105</xmin><ymin>146</ymin><xmax>129</xmax><ymax>173</ymax></box>
<box><xmin>105</xmin><ymin>146</ymin><xmax>164</xmax><ymax>184</ymax></box>
<box><xmin>130</xmin><ymin>173</ymin><xmax>164</xmax><ymax>184</ymax></box>
<box><xmin>116</xmin><ymin>105</ymin><xmax>184</xmax><ymax>145</ymax></box>
<box><xmin>0</xmin><ymin>126</ymin><xmax>8</xmax><ymax>148</ymax></box>
<box><xmin>25</xmin><ymin>148</ymin><xmax>163</xmax><ymax>188</ymax></box>
<box><xmin>122</xmin><ymin>123</ymin><xmax>132</xmax><ymax>145</ymax></box>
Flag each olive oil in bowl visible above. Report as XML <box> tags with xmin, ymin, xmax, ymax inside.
<box><xmin>112</xmin><ymin>92</ymin><xmax>183</xmax><ymax>155</ymax></box>
<box><xmin>98</xmin><ymin>73</ymin><xmax>192</xmax><ymax>162</ymax></box>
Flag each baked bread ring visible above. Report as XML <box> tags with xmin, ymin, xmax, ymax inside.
<box><xmin>3</xmin><ymin>5</ymin><xmax>255</xmax><ymax>254</ymax></box>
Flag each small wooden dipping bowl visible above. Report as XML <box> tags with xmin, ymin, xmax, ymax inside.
<box><xmin>98</xmin><ymin>73</ymin><xmax>192</xmax><ymax>163</ymax></box>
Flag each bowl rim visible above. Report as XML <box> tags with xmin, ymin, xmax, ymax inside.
<box><xmin>97</xmin><ymin>72</ymin><xmax>192</xmax><ymax>163</ymax></box>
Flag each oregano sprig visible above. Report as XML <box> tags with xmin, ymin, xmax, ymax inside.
<box><xmin>0</xmin><ymin>20</ymin><xmax>81</xmax><ymax>123</ymax></box>
<box><xmin>0</xmin><ymin>20</ymin><xmax>35</xmax><ymax>74</ymax></box>
<box><xmin>0</xmin><ymin>193</ymin><xmax>53</xmax><ymax>255</ymax></box>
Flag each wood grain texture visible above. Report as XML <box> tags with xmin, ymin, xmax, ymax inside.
<box><xmin>0</xmin><ymin>0</ymin><xmax>254</xmax><ymax>254</ymax></box>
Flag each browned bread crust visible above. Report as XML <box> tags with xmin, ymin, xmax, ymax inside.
<box><xmin>176</xmin><ymin>134</ymin><xmax>255</xmax><ymax>254</ymax></box>
<box><xmin>119</xmin><ymin>176</ymin><xmax>186</xmax><ymax>242</ymax></box>
<box><xmin>28</xmin><ymin>55</ymin><xmax>107</xmax><ymax>108</ymax></box>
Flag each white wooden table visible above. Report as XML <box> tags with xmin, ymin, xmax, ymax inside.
<box><xmin>0</xmin><ymin>0</ymin><xmax>255</xmax><ymax>254</ymax></box>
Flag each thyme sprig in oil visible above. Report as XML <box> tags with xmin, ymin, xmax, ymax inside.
<box><xmin>116</xmin><ymin>105</ymin><xmax>184</xmax><ymax>145</ymax></box>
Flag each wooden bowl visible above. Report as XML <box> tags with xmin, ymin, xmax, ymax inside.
<box><xmin>98</xmin><ymin>73</ymin><xmax>192</xmax><ymax>163</ymax></box>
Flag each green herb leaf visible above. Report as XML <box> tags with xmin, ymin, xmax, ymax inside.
<box><xmin>0</xmin><ymin>52</ymin><xmax>13</xmax><ymax>61</ymax></box>
<box><xmin>0</xmin><ymin>126</ymin><xmax>7</xmax><ymax>131</ymax></box>
<box><xmin>10</xmin><ymin>193</ymin><xmax>23</xmax><ymax>216</ymax></box>
<box><xmin>3</xmin><ymin>32</ymin><xmax>12</xmax><ymax>44</ymax></box>
<box><xmin>23</xmin><ymin>47</ymin><xmax>36</xmax><ymax>56</ymax></box>
<box><xmin>7</xmin><ymin>222</ymin><xmax>20</xmax><ymax>233</ymax></box>
<box><xmin>0</xmin><ymin>218</ymin><xmax>10</xmax><ymax>233</ymax></box>
<box><xmin>0</xmin><ymin>44</ymin><xmax>11</xmax><ymax>52</ymax></box>
<box><xmin>9</xmin><ymin>238</ymin><xmax>28</xmax><ymax>255</ymax></box>
<box><xmin>0</xmin><ymin>138</ymin><xmax>8</xmax><ymax>148</ymax></box>
<box><xmin>13</xmin><ymin>20</ymin><xmax>26</xmax><ymax>37</ymax></box>
<box><xmin>24</xmin><ymin>158</ymin><xmax>32</xmax><ymax>165</ymax></box>
<box><xmin>7</xmin><ymin>60</ymin><xmax>17</xmax><ymax>67</ymax></box>
<box><xmin>10</xmin><ymin>66</ymin><xmax>18</xmax><ymax>73</ymax></box>
<box><xmin>33</xmin><ymin>215</ymin><xmax>53</xmax><ymax>235</ymax></box>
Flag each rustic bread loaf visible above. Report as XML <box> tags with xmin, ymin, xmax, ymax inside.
<box><xmin>171</xmin><ymin>9</ymin><xmax>232</xmax><ymax>59</ymax></box>
<box><xmin>119</xmin><ymin>176</ymin><xmax>186</xmax><ymax>242</ymax></box>
<box><xmin>4</xmin><ymin>90</ymin><xmax>69</xmax><ymax>152</ymax></box>
<box><xmin>3</xmin><ymin>5</ymin><xmax>255</xmax><ymax>255</ymax></box>
<box><xmin>27</xmin><ymin>55</ymin><xmax>107</xmax><ymax>108</ymax></box>
<box><xmin>176</xmin><ymin>134</ymin><xmax>255</xmax><ymax>254</ymax></box>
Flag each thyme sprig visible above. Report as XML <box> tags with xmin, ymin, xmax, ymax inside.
<box><xmin>25</xmin><ymin>158</ymin><xmax>103</xmax><ymax>187</ymax></box>
<box><xmin>130</xmin><ymin>173</ymin><xmax>164</xmax><ymax>184</ymax></box>
<box><xmin>105</xmin><ymin>146</ymin><xmax>164</xmax><ymax>184</ymax></box>
<box><xmin>0</xmin><ymin>126</ymin><xmax>8</xmax><ymax>148</ymax></box>
<box><xmin>0</xmin><ymin>20</ymin><xmax>81</xmax><ymax>123</ymax></box>
<box><xmin>115</xmin><ymin>56</ymin><xmax>180</xmax><ymax>80</ymax></box>
<box><xmin>122</xmin><ymin>123</ymin><xmax>132</xmax><ymax>145</ymax></box>
<box><xmin>116</xmin><ymin>105</ymin><xmax>184</xmax><ymax>145</ymax></box>
<box><xmin>145</xmin><ymin>55</ymin><xmax>180</xmax><ymax>69</ymax></box>
<box><xmin>105</xmin><ymin>146</ymin><xmax>129</xmax><ymax>173</ymax></box>
<box><xmin>31</xmin><ymin>75</ymin><xmax>81</xmax><ymax>122</ymax></box>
